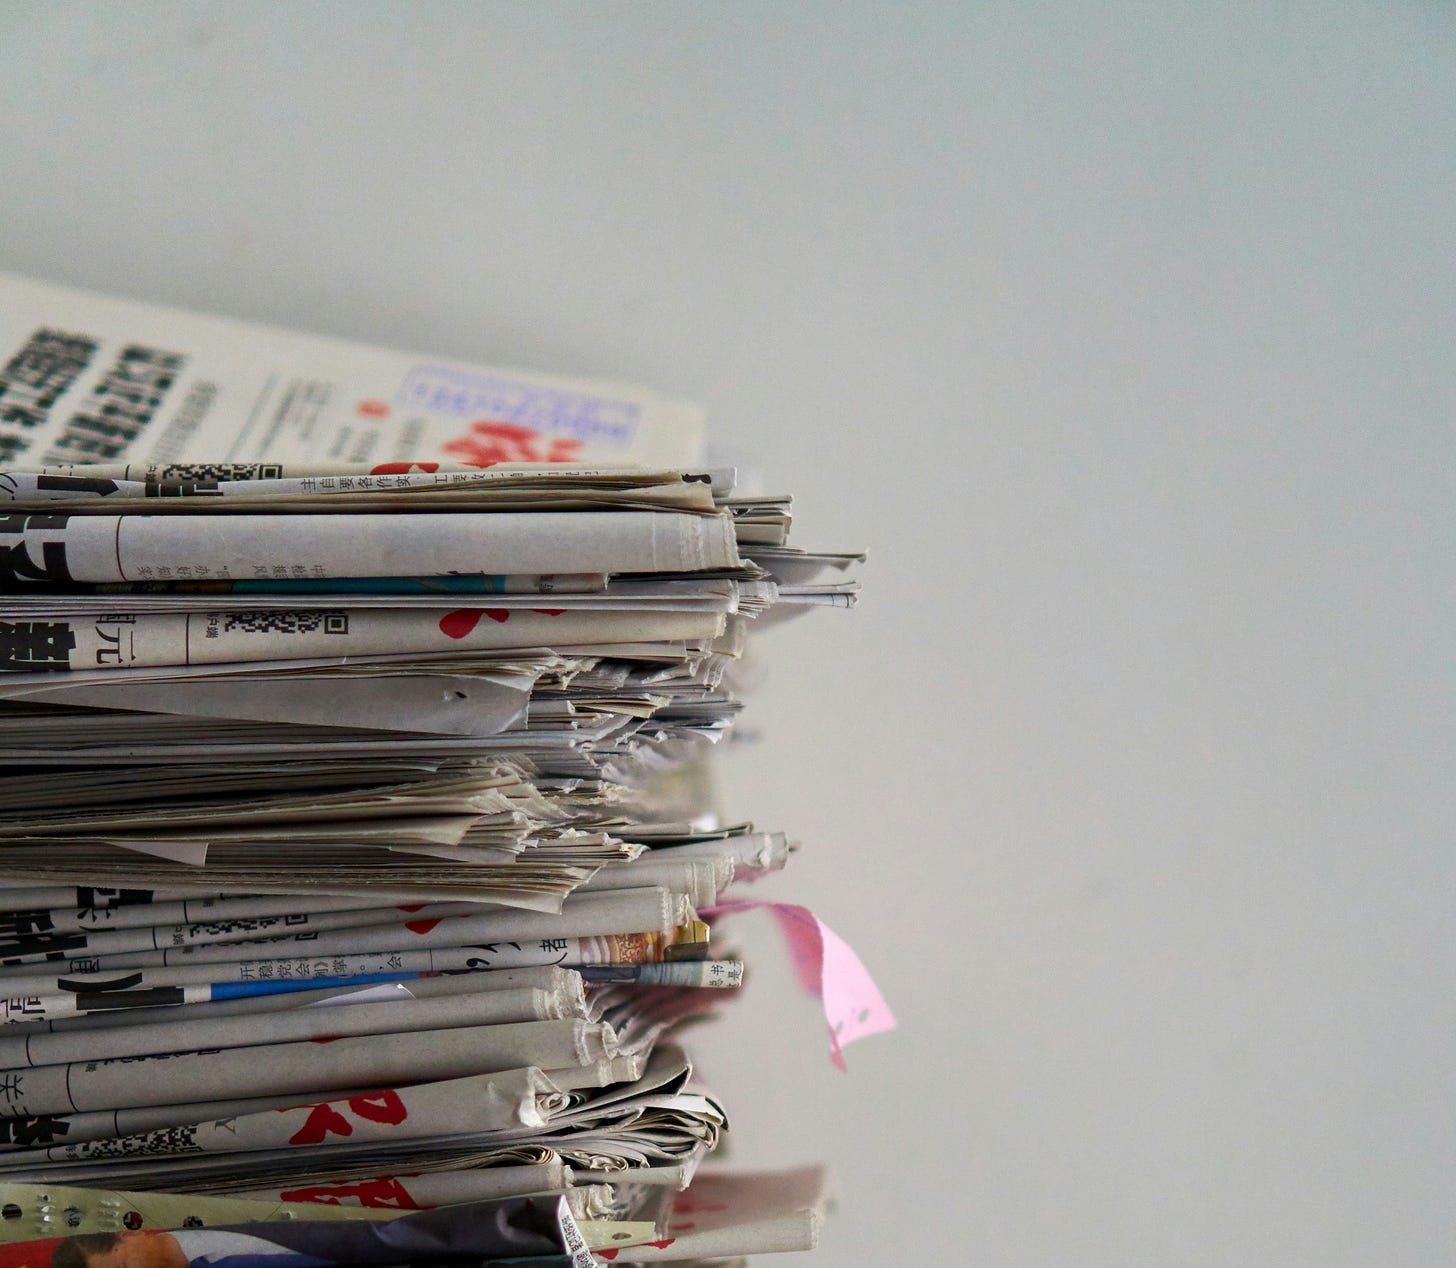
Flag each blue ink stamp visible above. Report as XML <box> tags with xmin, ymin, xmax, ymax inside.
<box><xmin>396</xmin><ymin>365</ymin><xmax>640</xmax><ymax>447</ymax></box>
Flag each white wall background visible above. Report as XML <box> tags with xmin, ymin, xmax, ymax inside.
<box><xmin>2</xmin><ymin>4</ymin><xmax>1453</xmax><ymax>1264</ymax></box>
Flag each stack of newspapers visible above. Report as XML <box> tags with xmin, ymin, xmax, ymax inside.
<box><xmin>0</xmin><ymin>457</ymin><xmax>863</xmax><ymax>1264</ymax></box>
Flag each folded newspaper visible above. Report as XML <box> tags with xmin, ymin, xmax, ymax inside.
<box><xmin>0</xmin><ymin>275</ymin><xmax>888</xmax><ymax>1266</ymax></box>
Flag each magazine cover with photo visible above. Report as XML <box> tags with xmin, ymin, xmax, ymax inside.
<box><xmin>0</xmin><ymin>1195</ymin><xmax>583</xmax><ymax>1268</ymax></box>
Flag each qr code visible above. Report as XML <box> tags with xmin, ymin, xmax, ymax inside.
<box><xmin>163</xmin><ymin>463</ymin><xmax>284</xmax><ymax>481</ymax></box>
<box><xmin>76</xmin><ymin>1123</ymin><xmax>202</xmax><ymax>1159</ymax></box>
<box><xmin>222</xmin><ymin>611</ymin><xmax>348</xmax><ymax>635</ymax></box>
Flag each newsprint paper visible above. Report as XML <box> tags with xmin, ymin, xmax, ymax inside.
<box><xmin>0</xmin><ymin>273</ymin><xmax>703</xmax><ymax>470</ymax></box>
<box><xmin>0</xmin><ymin>275</ymin><xmax>891</xmax><ymax>1267</ymax></box>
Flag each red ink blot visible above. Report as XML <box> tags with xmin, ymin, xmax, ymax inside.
<box><xmin>279</xmin><ymin>1189</ymin><xmax>345</xmax><ymax>1206</ymax></box>
<box><xmin>397</xmin><ymin>905</ymin><xmax>424</xmax><ymax>913</ymax></box>
<box><xmin>350</xmin><ymin>1089</ymin><xmax>408</xmax><ymax>1126</ymax></box>
<box><xmin>369</xmin><ymin>460</ymin><xmax>437</xmax><ymax>473</ymax></box>
<box><xmin>441</xmin><ymin>419</ymin><xmax>584</xmax><ymax>466</ymax></box>
<box><xmin>439</xmin><ymin>609</ymin><xmax>484</xmax><ymax>639</ymax></box>
<box><xmin>405</xmin><ymin>918</ymin><xmax>442</xmax><ymax>935</ymax></box>
<box><xmin>287</xmin><ymin>1100</ymin><xmax>352</xmax><ymax>1145</ymax></box>
<box><xmin>357</xmin><ymin>400</ymin><xmax>390</xmax><ymax>418</ymax></box>
<box><xmin>438</xmin><ymin>607</ymin><xmax>511</xmax><ymax>636</ymax></box>
<box><xmin>280</xmin><ymin>1176</ymin><xmax>418</xmax><ymax>1209</ymax></box>
<box><xmin>285</xmin><ymin>1090</ymin><xmax>406</xmax><ymax>1146</ymax></box>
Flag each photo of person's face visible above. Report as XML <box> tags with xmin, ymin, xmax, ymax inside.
<box><xmin>72</xmin><ymin>1230</ymin><xmax>188</xmax><ymax>1268</ymax></box>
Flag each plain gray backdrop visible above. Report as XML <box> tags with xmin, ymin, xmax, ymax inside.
<box><xmin>1</xmin><ymin>4</ymin><xmax>1452</xmax><ymax>1264</ymax></box>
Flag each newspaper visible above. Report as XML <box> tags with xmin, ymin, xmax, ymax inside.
<box><xmin>0</xmin><ymin>1180</ymin><xmax>648</xmax><ymax>1260</ymax></box>
<box><xmin>0</xmin><ymin>273</ymin><xmax>891</xmax><ymax>1265</ymax></box>
<box><xmin>0</xmin><ymin>901</ymin><xmax>513</xmax><ymax>968</ymax></box>
<box><xmin>0</xmin><ymin>927</ymin><xmax>704</xmax><ymax>1018</ymax></box>
<box><xmin>228</xmin><ymin>1159</ymin><xmax>573</xmax><ymax>1206</ymax></box>
<box><xmin>2</xmin><ymin>578</ymin><xmax>740</xmax><ymax>614</ymax></box>
<box><xmin>0</xmin><ymin>465</ymin><xmax>722</xmax><ymax>510</ymax></box>
<box><xmin>16</xmin><ymin>1066</ymin><xmax>570</xmax><ymax>1163</ymax></box>
<box><xmin>0</xmin><ymin>984</ymin><xmax>582</xmax><ymax>1070</ymax></box>
<box><xmin>0</xmin><ymin>889</ymin><xmax>486</xmax><ymax>938</ymax></box>
<box><xmin>0</xmin><ymin>273</ymin><xmax>704</xmax><ymax>469</ymax></box>
<box><xmin>0</xmin><ymin>1085</ymin><xmax>387</xmax><ymax>1155</ymax></box>
<box><xmin>0</xmin><ymin>885</ymin><xmax>689</xmax><ymax>971</ymax></box>
<box><xmin>0</xmin><ymin>1049</ymin><xmax>707</xmax><ymax>1184</ymax></box>
<box><xmin>0</xmin><ymin>606</ymin><xmax>725</xmax><ymax>673</ymax></box>
<box><xmin>0</xmin><ymin>1193</ymin><xmax>592</xmax><ymax>1267</ymax></box>
<box><xmin>0</xmin><ymin>507</ymin><xmax>738</xmax><ymax>587</ymax></box>
<box><xmin>0</xmin><ymin>671</ymin><xmax>539</xmax><ymax>734</ymax></box>
<box><xmin>1</xmin><ymin>968</ymin><xmax>583</xmax><ymax>1038</ymax></box>
<box><xmin>0</xmin><ymin>1019</ymin><xmax>615</xmax><ymax>1119</ymax></box>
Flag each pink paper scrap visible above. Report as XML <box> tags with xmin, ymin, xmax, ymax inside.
<box><xmin>706</xmin><ymin>900</ymin><xmax>896</xmax><ymax>1070</ymax></box>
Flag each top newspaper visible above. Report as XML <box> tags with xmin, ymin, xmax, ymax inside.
<box><xmin>0</xmin><ymin>274</ymin><xmax>705</xmax><ymax>470</ymax></box>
